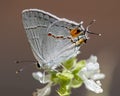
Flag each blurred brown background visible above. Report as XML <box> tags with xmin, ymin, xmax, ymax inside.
<box><xmin>0</xmin><ymin>0</ymin><xmax>120</xmax><ymax>96</ymax></box>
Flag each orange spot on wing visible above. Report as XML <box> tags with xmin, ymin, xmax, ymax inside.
<box><xmin>48</xmin><ymin>33</ymin><xmax>52</xmax><ymax>36</ymax></box>
<box><xmin>70</xmin><ymin>28</ymin><xmax>81</xmax><ymax>38</ymax></box>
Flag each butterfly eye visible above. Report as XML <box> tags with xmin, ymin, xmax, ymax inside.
<box><xmin>76</xmin><ymin>29</ymin><xmax>85</xmax><ymax>35</ymax></box>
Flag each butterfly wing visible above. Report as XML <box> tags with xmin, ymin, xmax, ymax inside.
<box><xmin>22</xmin><ymin>9</ymin><xmax>80</xmax><ymax>69</ymax></box>
<box><xmin>22</xmin><ymin>9</ymin><xmax>59</xmax><ymax>66</ymax></box>
<box><xmin>46</xmin><ymin>20</ymin><xmax>80</xmax><ymax>64</ymax></box>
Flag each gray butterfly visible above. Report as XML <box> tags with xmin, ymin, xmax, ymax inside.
<box><xmin>22</xmin><ymin>9</ymin><xmax>90</xmax><ymax>70</ymax></box>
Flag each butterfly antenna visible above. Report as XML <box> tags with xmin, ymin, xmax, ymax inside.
<box><xmin>86</xmin><ymin>20</ymin><xmax>101</xmax><ymax>36</ymax></box>
<box><xmin>87</xmin><ymin>31</ymin><xmax>101</xmax><ymax>36</ymax></box>
<box><xmin>87</xmin><ymin>19</ymin><xmax>96</xmax><ymax>29</ymax></box>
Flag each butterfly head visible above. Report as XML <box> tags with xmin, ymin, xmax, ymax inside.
<box><xmin>70</xmin><ymin>20</ymin><xmax>101</xmax><ymax>46</ymax></box>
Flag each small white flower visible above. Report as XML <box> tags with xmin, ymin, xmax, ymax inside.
<box><xmin>79</xmin><ymin>55</ymin><xmax>105</xmax><ymax>93</ymax></box>
<box><xmin>32</xmin><ymin>72</ymin><xmax>51</xmax><ymax>84</ymax></box>
<box><xmin>32</xmin><ymin>72</ymin><xmax>52</xmax><ymax>96</ymax></box>
<box><xmin>33</xmin><ymin>83</ymin><xmax>52</xmax><ymax>96</ymax></box>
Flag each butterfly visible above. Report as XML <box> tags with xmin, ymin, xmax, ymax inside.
<box><xmin>22</xmin><ymin>9</ymin><xmax>98</xmax><ymax>70</ymax></box>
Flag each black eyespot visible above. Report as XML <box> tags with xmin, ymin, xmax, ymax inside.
<box><xmin>36</xmin><ymin>62</ymin><xmax>40</xmax><ymax>68</ymax></box>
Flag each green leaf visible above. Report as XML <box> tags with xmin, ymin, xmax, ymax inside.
<box><xmin>63</xmin><ymin>57</ymin><xmax>77</xmax><ymax>70</ymax></box>
<box><xmin>71</xmin><ymin>75</ymin><xmax>83</xmax><ymax>88</ymax></box>
<box><xmin>56</xmin><ymin>72</ymin><xmax>73</xmax><ymax>96</ymax></box>
<box><xmin>56</xmin><ymin>72</ymin><xmax>74</xmax><ymax>81</ymax></box>
<box><xmin>50</xmin><ymin>71</ymin><xmax>59</xmax><ymax>84</ymax></box>
<box><xmin>57</xmin><ymin>85</ymin><xmax>71</xmax><ymax>96</ymax></box>
<box><xmin>72</xmin><ymin>60</ymin><xmax>86</xmax><ymax>74</ymax></box>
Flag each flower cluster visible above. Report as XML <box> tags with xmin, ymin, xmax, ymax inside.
<box><xmin>32</xmin><ymin>55</ymin><xmax>105</xmax><ymax>96</ymax></box>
